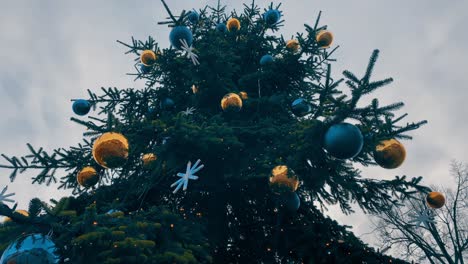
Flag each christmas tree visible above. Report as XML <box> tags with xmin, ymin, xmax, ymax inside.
<box><xmin>0</xmin><ymin>1</ymin><xmax>430</xmax><ymax>263</ymax></box>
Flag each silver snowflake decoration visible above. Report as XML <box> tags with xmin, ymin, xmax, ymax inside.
<box><xmin>181</xmin><ymin>107</ymin><xmax>196</xmax><ymax>116</ymax></box>
<box><xmin>171</xmin><ymin>159</ymin><xmax>204</xmax><ymax>194</ymax></box>
<box><xmin>409</xmin><ymin>209</ymin><xmax>435</xmax><ymax>229</ymax></box>
<box><xmin>0</xmin><ymin>186</ymin><xmax>15</xmax><ymax>204</ymax></box>
<box><xmin>179</xmin><ymin>39</ymin><xmax>200</xmax><ymax>66</ymax></box>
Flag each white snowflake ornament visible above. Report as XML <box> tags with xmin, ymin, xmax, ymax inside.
<box><xmin>179</xmin><ymin>39</ymin><xmax>200</xmax><ymax>66</ymax></box>
<box><xmin>181</xmin><ymin>107</ymin><xmax>196</xmax><ymax>116</ymax></box>
<box><xmin>409</xmin><ymin>209</ymin><xmax>434</xmax><ymax>229</ymax></box>
<box><xmin>171</xmin><ymin>159</ymin><xmax>204</xmax><ymax>194</ymax></box>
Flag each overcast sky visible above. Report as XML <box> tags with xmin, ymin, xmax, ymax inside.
<box><xmin>0</xmin><ymin>0</ymin><xmax>467</xmax><ymax>261</ymax></box>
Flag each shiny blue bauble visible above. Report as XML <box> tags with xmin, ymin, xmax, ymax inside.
<box><xmin>216</xmin><ymin>23</ymin><xmax>227</xmax><ymax>33</ymax></box>
<box><xmin>169</xmin><ymin>26</ymin><xmax>193</xmax><ymax>50</ymax></box>
<box><xmin>140</xmin><ymin>64</ymin><xmax>152</xmax><ymax>74</ymax></box>
<box><xmin>291</xmin><ymin>98</ymin><xmax>311</xmax><ymax>117</ymax></box>
<box><xmin>0</xmin><ymin>233</ymin><xmax>59</xmax><ymax>264</ymax></box>
<box><xmin>278</xmin><ymin>191</ymin><xmax>300</xmax><ymax>213</ymax></box>
<box><xmin>187</xmin><ymin>11</ymin><xmax>200</xmax><ymax>24</ymax></box>
<box><xmin>260</xmin><ymin>54</ymin><xmax>274</xmax><ymax>65</ymax></box>
<box><xmin>160</xmin><ymin>98</ymin><xmax>175</xmax><ymax>110</ymax></box>
<box><xmin>324</xmin><ymin>123</ymin><xmax>364</xmax><ymax>159</ymax></box>
<box><xmin>72</xmin><ymin>99</ymin><xmax>91</xmax><ymax>116</ymax></box>
<box><xmin>263</xmin><ymin>9</ymin><xmax>281</xmax><ymax>25</ymax></box>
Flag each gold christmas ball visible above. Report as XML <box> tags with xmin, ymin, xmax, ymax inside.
<box><xmin>221</xmin><ymin>93</ymin><xmax>243</xmax><ymax>112</ymax></box>
<box><xmin>426</xmin><ymin>192</ymin><xmax>446</xmax><ymax>209</ymax></box>
<box><xmin>77</xmin><ymin>166</ymin><xmax>99</xmax><ymax>188</ymax></box>
<box><xmin>269</xmin><ymin>165</ymin><xmax>299</xmax><ymax>192</ymax></box>
<box><xmin>92</xmin><ymin>132</ymin><xmax>129</xmax><ymax>168</ymax></box>
<box><xmin>140</xmin><ymin>50</ymin><xmax>157</xmax><ymax>66</ymax></box>
<box><xmin>286</xmin><ymin>39</ymin><xmax>300</xmax><ymax>52</ymax></box>
<box><xmin>142</xmin><ymin>153</ymin><xmax>157</xmax><ymax>167</ymax></box>
<box><xmin>3</xmin><ymin>210</ymin><xmax>29</xmax><ymax>223</ymax></box>
<box><xmin>227</xmin><ymin>18</ymin><xmax>241</xmax><ymax>31</ymax></box>
<box><xmin>316</xmin><ymin>30</ymin><xmax>334</xmax><ymax>48</ymax></box>
<box><xmin>239</xmin><ymin>91</ymin><xmax>248</xmax><ymax>100</ymax></box>
<box><xmin>373</xmin><ymin>139</ymin><xmax>406</xmax><ymax>169</ymax></box>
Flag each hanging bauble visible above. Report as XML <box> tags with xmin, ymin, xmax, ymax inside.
<box><xmin>221</xmin><ymin>93</ymin><xmax>243</xmax><ymax>112</ymax></box>
<box><xmin>72</xmin><ymin>99</ymin><xmax>91</xmax><ymax>116</ymax></box>
<box><xmin>286</xmin><ymin>39</ymin><xmax>300</xmax><ymax>52</ymax></box>
<box><xmin>216</xmin><ymin>23</ymin><xmax>227</xmax><ymax>32</ymax></box>
<box><xmin>92</xmin><ymin>132</ymin><xmax>129</xmax><ymax>169</ymax></box>
<box><xmin>3</xmin><ymin>209</ymin><xmax>29</xmax><ymax>223</ymax></box>
<box><xmin>263</xmin><ymin>9</ymin><xmax>281</xmax><ymax>25</ymax></box>
<box><xmin>316</xmin><ymin>30</ymin><xmax>334</xmax><ymax>48</ymax></box>
<box><xmin>260</xmin><ymin>54</ymin><xmax>274</xmax><ymax>66</ymax></box>
<box><xmin>373</xmin><ymin>139</ymin><xmax>406</xmax><ymax>169</ymax></box>
<box><xmin>76</xmin><ymin>166</ymin><xmax>99</xmax><ymax>188</ymax></box>
<box><xmin>169</xmin><ymin>26</ymin><xmax>193</xmax><ymax>50</ymax></box>
<box><xmin>238</xmin><ymin>91</ymin><xmax>248</xmax><ymax>100</ymax></box>
<box><xmin>269</xmin><ymin>165</ymin><xmax>299</xmax><ymax>193</ymax></box>
<box><xmin>140</xmin><ymin>64</ymin><xmax>152</xmax><ymax>74</ymax></box>
<box><xmin>277</xmin><ymin>191</ymin><xmax>300</xmax><ymax>213</ymax></box>
<box><xmin>160</xmin><ymin>98</ymin><xmax>175</xmax><ymax>110</ymax></box>
<box><xmin>426</xmin><ymin>192</ymin><xmax>445</xmax><ymax>209</ymax></box>
<box><xmin>291</xmin><ymin>98</ymin><xmax>312</xmax><ymax>117</ymax></box>
<box><xmin>142</xmin><ymin>153</ymin><xmax>157</xmax><ymax>167</ymax></box>
<box><xmin>227</xmin><ymin>18</ymin><xmax>241</xmax><ymax>31</ymax></box>
<box><xmin>140</xmin><ymin>50</ymin><xmax>157</xmax><ymax>66</ymax></box>
<box><xmin>324</xmin><ymin>123</ymin><xmax>363</xmax><ymax>159</ymax></box>
<box><xmin>0</xmin><ymin>234</ymin><xmax>59</xmax><ymax>264</ymax></box>
<box><xmin>187</xmin><ymin>10</ymin><xmax>200</xmax><ymax>24</ymax></box>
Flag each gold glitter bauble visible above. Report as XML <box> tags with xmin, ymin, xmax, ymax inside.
<box><xmin>426</xmin><ymin>192</ymin><xmax>445</xmax><ymax>209</ymax></box>
<box><xmin>92</xmin><ymin>132</ymin><xmax>129</xmax><ymax>168</ymax></box>
<box><xmin>77</xmin><ymin>166</ymin><xmax>99</xmax><ymax>188</ymax></box>
<box><xmin>142</xmin><ymin>153</ymin><xmax>157</xmax><ymax>167</ymax></box>
<box><xmin>239</xmin><ymin>91</ymin><xmax>248</xmax><ymax>100</ymax></box>
<box><xmin>373</xmin><ymin>139</ymin><xmax>406</xmax><ymax>169</ymax></box>
<box><xmin>269</xmin><ymin>165</ymin><xmax>299</xmax><ymax>192</ymax></box>
<box><xmin>221</xmin><ymin>93</ymin><xmax>243</xmax><ymax>112</ymax></box>
<box><xmin>140</xmin><ymin>50</ymin><xmax>157</xmax><ymax>66</ymax></box>
<box><xmin>3</xmin><ymin>210</ymin><xmax>29</xmax><ymax>223</ymax></box>
<box><xmin>316</xmin><ymin>30</ymin><xmax>334</xmax><ymax>48</ymax></box>
<box><xmin>286</xmin><ymin>39</ymin><xmax>300</xmax><ymax>52</ymax></box>
<box><xmin>227</xmin><ymin>18</ymin><xmax>241</xmax><ymax>31</ymax></box>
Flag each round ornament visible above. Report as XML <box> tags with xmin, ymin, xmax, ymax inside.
<box><xmin>72</xmin><ymin>99</ymin><xmax>91</xmax><ymax>116</ymax></box>
<box><xmin>238</xmin><ymin>91</ymin><xmax>248</xmax><ymax>100</ymax></box>
<box><xmin>291</xmin><ymin>98</ymin><xmax>312</xmax><ymax>117</ymax></box>
<box><xmin>324</xmin><ymin>123</ymin><xmax>363</xmax><ymax>159</ymax></box>
<box><xmin>221</xmin><ymin>93</ymin><xmax>243</xmax><ymax>112</ymax></box>
<box><xmin>140</xmin><ymin>64</ymin><xmax>152</xmax><ymax>74</ymax></box>
<box><xmin>260</xmin><ymin>54</ymin><xmax>274</xmax><ymax>66</ymax></box>
<box><xmin>263</xmin><ymin>9</ymin><xmax>281</xmax><ymax>25</ymax></box>
<box><xmin>216</xmin><ymin>23</ymin><xmax>228</xmax><ymax>32</ymax></box>
<box><xmin>77</xmin><ymin>166</ymin><xmax>99</xmax><ymax>188</ymax></box>
<box><xmin>3</xmin><ymin>210</ymin><xmax>29</xmax><ymax>223</ymax></box>
<box><xmin>227</xmin><ymin>18</ymin><xmax>241</xmax><ymax>31</ymax></box>
<box><xmin>169</xmin><ymin>26</ymin><xmax>193</xmax><ymax>50</ymax></box>
<box><xmin>277</xmin><ymin>191</ymin><xmax>300</xmax><ymax>213</ymax></box>
<box><xmin>142</xmin><ymin>153</ymin><xmax>157</xmax><ymax>167</ymax></box>
<box><xmin>316</xmin><ymin>30</ymin><xmax>334</xmax><ymax>48</ymax></box>
<box><xmin>286</xmin><ymin>39</ymin><xmax>300</xmax><ymax>52</ymax></box>
<box><xmin>0</xmin><ymin>233</ymin><xmax>59</xmax><ymax>264</ymax></box>
<box><xmin>187</xmin><ymin>11</ymin><xmax>200</xmax><ymax>24</ymax></box>
<box><xmin>92</xmin><ymin>132</ymin><xmax>129</xmax><ymax>169</ymax></box>
<box><xmin>373</xmin><ymin>139</ymin><xmax>406</xmax><ymax>169</ymax></box>
<box><xmin>140</xmin><ymin>50</ymin><xmax>157</xmax><ymax>66</ymax></box>
<box><xmin>160</xmin><ymin>98</ymin><xmax>175</xmax><ymax>110</ymax></box>
<box><xmin>426</xmin><ymin>192</ymin><xmax>445</xmax><ymax>209</ymax></box>
<box><xmin>269</xmin><ymin>165</ymin><xmax>300</xmax><ymax>192</ymax></box>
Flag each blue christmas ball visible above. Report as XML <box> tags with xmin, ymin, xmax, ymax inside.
<box><xmin>140</xmin><ymin>64</ymin><xmax>152</xmax><ymax>74</ymax></box>
<box><xmin>187</xmin><ymin>11</ymin><xmax>200</xmax><ymax>24</ymax></box>
<box><xmin>260</xmin><ymin>54</ymin><xmax>274</xmax><ymax>65</ymax></box>
<box><xmin>72</xmin><ymin>99</ymin><xmax>91</xmax><ymax>116</ymax></box>
<box><xmin>160</xmin><ymin>98</ymin><xmax>175</xmax><ymax>110</ymax></box>
<box><xmin>263</xmin><ymin>9</ymin><xmax>281</xmax><ymax>25</ymax></box>
<box><xmin>291</xmin><ymin>98</ymin><xmax>311</xmax><ymax>117</ymax></box>
<box><xmin>278</xmin><ymin>191</ymin><xmax>300</xmax><ymax>213</ymax></box>
<box><xmin>216</xmin><ymin>23</ymin><xmax>227</xmax><ymax>33</ymax></box>
<box><xmin>0</xmin><ymin>233</ymin><xmax>59</xmax><ymax>264</ymax></box>
<box><xmin>324</xmin><ymin>123</ymin><xmax>364</xmax><ymax>159</ymax></box>
<box><xmin>169</xmin><ymin>26</ymin><xmax>193</xmax><ymax>50</ymax></box>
